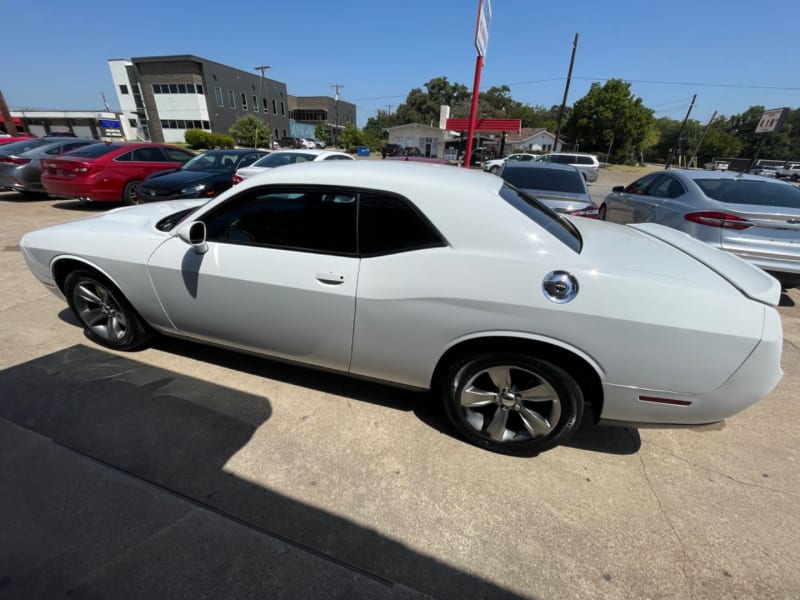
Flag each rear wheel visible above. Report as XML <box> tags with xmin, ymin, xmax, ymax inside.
<box><xmin>598</xmin><ymin>204</ymin><xmax>607</xmax><ymax>220</ymax></box>
<box><xmin>489</xmin><ymin>165</ymin><xmax>500</xmax><ymax>174</ymax></box>
<box><xmin>122</xmin><ymin>180</ymin><xmax>142</xmax><ymax>204</ymax></box>
<box><xmin>443</xmin><ymin>354</ymin><xmax>583</xmax><ymax>456</ymax></box>
<box><xmin>65</xmin><ymin>270</ymin><xmax>153</xmax><ymax>350</ymax></box>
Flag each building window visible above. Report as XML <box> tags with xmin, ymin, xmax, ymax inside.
<box><xmin>272</xmin><ymin>99</ymin><xmax>277</xmax><ymax>115</ymax></box>
<box><xmin>228</xmin><ymin>90</ymin><xmax>236</xmax><ymax>109</ymax></box>
<box><xmin>153</xmin><ymin>84</ymin><xmax>162</xmax><ymax>94</ymax></box>
<box><xmin>169</xmin><ymin>84</ymin><xmax>179</xmax><ymax>94</ymax></box>
<box><xmin>214</xmin><ymin>87</ymin><xmax>224</xmax><ymax>107</ymax></box>
<box><xmin>119</xmin><ymin>84</ymin><xmax>129</xmax><ymax>95</ymax></box>
<box><xmin>241</xmin><ymin>93</ymin><xmax>248</xmax><ymax>111</ymax></box>
<box><xmin>253</xmin><ymin>95</ymin><xmax>258</xmax><ymax>113</ymax></box>
<box><xmin>262</xmin><ymin>97</ymin><xmax>268</xmax><ymax>113</ymax></box>
<box><xmin>197</xmin><ymin>84</ymin><xmax>204</xmax><ymax>95</ymax></box>
<box><xmin>129</xmin><ymin>118</ymin><xmax>137</xmax><ymax>127</ymax></box>
<box><xmin>178</xmin><ymin>84</ymin><xmax>187</xmax><ymax>94</ymax></box>
<box><xmin>280</xmin><ymin>101</ymin><xmax>285</xmax><ymax>116</ymax></box>
<box><xmin>203</xmin><ymin>120</ymin><xmax>210</xmax><ymax>129</ymax></box>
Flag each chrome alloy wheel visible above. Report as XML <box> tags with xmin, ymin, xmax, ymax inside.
<box><xmin>459</xmin><ymin>365</ymin><xmax>561</xmax><ymax>442</ymax></box>
<box><xmin>73</xmin><ymin>279</ymin><xmax>130</xmax><ymax>343</ymax></box>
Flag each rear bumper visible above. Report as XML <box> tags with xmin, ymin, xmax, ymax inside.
<box><xmin>599</xmin><ymin>307</ymin><xmax>783</xmax><ymax>425</ymax></box>
<box><xmin>42</xmin><ymin>179</ymin><xmax>119</xmax><ymax>202</ymax></box>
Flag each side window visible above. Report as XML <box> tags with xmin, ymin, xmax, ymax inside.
<box><xmin>323</xmin><ymin>155</ymin><xmax>353</xmax><ymax>161</ymax></box>
<box><xmin>358</xmin><ymin>192</ymin><xmax>444</xmax><ymax>255</ymax></box>
<box><xmin>162</xmin><ymin>148</ymin><xmax>194</xmax><ymax>162</ymax></box>
<box><xmin>238</xmin><ymin>153</ymin><xmax>261</xmax><ymax>168</ymax></box>
<box><xmin>131</xmin><ymin>147</ymin><xmax>167</xmax><ymax>162</ymax></box>
<box><xmin>115</xmin><ymin>151</ymin><xmax>133</xmax><ymax>162</ymax></box>
<box><xmin>623</xmin><ymin>173</ymin><xmax>662</xmax><ymax>195</ymax></box>
<box><xmin>576</xmin><ymin>156</ymin><xmax>593</xmax><ymax>165</ymax></box>
<box><xmin>557</xmin><ymin>155</ymin><xmax>575</xmax><ymax>164</ymax></box>
<box><xmin>203</xmin><ymin>187</ymin><xmax>357</xmax><ymax>254</ymax></box>
<box><xmin>648</xmin><ymin>175</ymin><xmax>686</xmax><ymax>199</ymax></box>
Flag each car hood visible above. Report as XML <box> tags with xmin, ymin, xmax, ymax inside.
<box><xmin>143</xmin><ymin>170</ymin><xmax>219</xmax><ymax>188</ymax></box>
<box><xmin>572</xmin><ymin>218</ymin><xmax>780</xmax><ymax>306</ymax></box>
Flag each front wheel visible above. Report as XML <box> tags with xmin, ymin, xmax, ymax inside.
<box><xmin>64</xmin><ymin>270</ymin><xmax>153</xmax><ymax>350</ymax></box>
<box><xmin>443</xmin><ymin>354</ymin><xmax>583</xmax><ymax>456</ymax></box>
<box><xmin>489</xmin><ymin>165</ymin><xmax>500</xmax><ymax>174</ymax></box>
<box><xmin>598</xmin><ymin>204</ymin><xmax>607</xmax><ymax>220</ymax></box>
<box><xmin>122</xmin><ymin>180</ymin><xmax>142</xmax><ymax>204</ymax></box>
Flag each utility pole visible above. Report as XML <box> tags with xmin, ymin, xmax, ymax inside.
<box><xmin>687</xmin><ymin>111</ymin><xmax>717</xmax><ymax>169</ymax></box>
<box><xmin>665</xmin><ymin>94</ymin><xmax>696</xmax><ymax>170</ymax></box>
<box><xmin>255</xmin><ymin>65</ymin><xmax>271</xmax><ymax>149</ymax></box>
<box><xmin>331</xmin><ymin>84</ymin><xmax>343</xmax><ymax>147</ymax></box>
<box><xmin>554</xmin><ymin>33</ymin><xmax>578</xmax><ymax>152</ymax></box>
<box><xmin>0</xmin><ymin>88</ymin><xmax>18</xmax><ymax>136</ymax></box>
<box><xmin>386</xmin><ymin>104</ymin><xmax>393</xmax><ymax>115</ymax></box>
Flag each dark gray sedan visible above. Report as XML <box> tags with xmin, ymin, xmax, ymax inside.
<box><xmin>0</xmin><ymin>137</ymin><xmax>97</xmax><ymax>196</ymax></box>
<box><xmin>496</xmin><ymin>162</ymin><xmax>600</xmax><ymax>218</ymax></box>
<box><xmin>600</xmin><ymin>169</ymin><xmax>800</xmax><ymax>286</ymax></box>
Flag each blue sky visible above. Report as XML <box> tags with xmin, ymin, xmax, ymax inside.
<box><xmin>3</xmin><ymin>0</ymin><xmax>798</xmax><ymax>127</ymax></box>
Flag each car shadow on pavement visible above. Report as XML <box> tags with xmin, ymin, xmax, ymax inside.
<box><xmin>779</xmin><ymin>291</ymin><xmax>795</xmax><ymax>307</ymax></box>
<box><xmin>56</xmin><ymin>308</ymin><xmax>641</xmax><ymax>457</ymax></box>
<box><xmin>0</xmin><ymin>191</ymin><xmax>53</xmax><ymax>202</ymax></box>
<box><xmin>52</xmin><ymin>199</ymin><xmax>121</xmax><ymax>211</ymax></box>
<box><xmin>0</xmin><ymin>345</ymin><xmax>524</xmax><ymax>600</ymax></box>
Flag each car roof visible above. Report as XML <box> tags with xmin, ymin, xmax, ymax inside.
<box><xmin>199</xmin><ymin>148</ymin><xmax>264</xmax><ymax>155</ymax></box>
<box><xmin>668</xmin><ymin>169</ymin><xmax>794</xmax><ymax>183</ymax></box>
<box><xmin>502</xmin><ymin>161</ymin><xmax>580</xmax><ymax>173</ymax></box>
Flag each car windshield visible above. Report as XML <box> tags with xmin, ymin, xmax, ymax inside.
<box><xmin>62</xmin><ymin>143</ymin><xmax>118</xmax><ymax>158</ymax></box>
<box><xmin>182</xmin><ymin>152</ymin><xmax>241</xmax><ymax>173</ymax></box>
<box><xmin>0</xmin><ymin>139</ymin><xmax>50</xmax><ymax>154</ymax></box>
<box><xmin>499</xmin><ymin>183</ymin><xmax>582</xmax><ymax>253</ymax></box>
<box><xmin>695</xmin><ymin>178</ymin><xmax>800</xmax><ymax>209</ymax></box>
<box><xmin>500</xmin><ymin>167</ymin><xmax>585</xmax><ymax>194</ymax></box>
<box><xmin>251</xmin><ymin>152</ymin><xmax>317</xmax><ymax>168</ymax></box>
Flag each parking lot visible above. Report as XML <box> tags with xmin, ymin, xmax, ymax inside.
<box><xmin>1</xmin><ymin>169</ymin><xmax>799</xmax><ymax>599</ymax></box>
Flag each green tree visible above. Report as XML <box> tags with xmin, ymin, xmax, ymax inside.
<box><xmin>564</xmin><ymin>79</ymin><xmax>654</xmax><ymax>162</ymax></box>
<box><xmin>395</xmin><ymin>76</ymin><xmax>470</xmax><ymax>125</ymax></box>
<box><xmin>363</xmin><ymin>110</ymin><xmax>402</xmax><ymax>142</ymax></box>
<box><xmin>228</xmin><ymin>115</ymin><xmax>271</xmax><ymax>148</ymax></box>
<box><xmin>339</xmin><ymin>122</ymin><xmax>364</xmax><ymax>152</ymax></box>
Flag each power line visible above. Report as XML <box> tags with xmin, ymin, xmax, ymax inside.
<box><xmin>572</xmin><ymin>76</ymin><xmax>800</xmax><ymax>91</ymax></box>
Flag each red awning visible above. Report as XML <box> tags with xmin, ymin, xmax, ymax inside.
<box><xmin>0</xmin><ymin>115</ymin><xmax>23</xmax><ymax>125</ymax></box>
<box><xmin>446</xmin><ymin>117</ymin><xmax>521</xmax><ymax>132</ymax></box>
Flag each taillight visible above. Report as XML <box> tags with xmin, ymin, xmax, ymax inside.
<box><xmin>0</xmin><ymin>156</ymin><xmax>13</xmax><ymax>164</ymax></box>
<box><xmin>569</xmin><ymin>205</ymin><xmax>600</xmax><ymax>219</ymax></box>
<box><xmin>72</xmin><ymin>162</ymin><xmax>96</xmax><ymax>174</ymax></box>
<box><xmin>684</xmin><ymin>211</ymin><xmax>752</xmax><ymax>230</ymax></box>
<box><xmin>232</xmin><ymin>174</ymin><xmax>244</xmax><ymax>185</ymax></box>
<box><xmin>10</xmin><ymin>157</ymin><xmax>31</xmax><ymax>165</ymax></box>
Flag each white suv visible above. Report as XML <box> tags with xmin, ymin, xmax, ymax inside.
<box><xmin>536</xmin><ymin>152</ymin><xmax>600</xmax><ymax>182</ymax></box>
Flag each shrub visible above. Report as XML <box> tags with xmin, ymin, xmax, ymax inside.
<box><xmin>185</xmin><ymin>129</ymin><xmax>211</xmax><ymax>149</ymax></box>
<box><xmin>211</xmin><ymin>134</ymin><xmax>234</xmax><ymax>149</ymax></box>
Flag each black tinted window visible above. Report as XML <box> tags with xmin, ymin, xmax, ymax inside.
<box><xmin>623</xmin><ymin>173</ymin><xmax>662</xmax><ymax>195</ymax></box>
<box><xmin>359</xmin><ymin>193</ymin><xmax>444</xmax><ymax>255</ymax></box>
<box><xmin>499</xmin><ymin>184</ymin><xmax>582</xmax><ymax>253</ymax></box>
<box><xmin>131</xmin><ymin>147</ymin><xmax>167</xmax><ymax>162</ymax></box>
<box><xmin>62</xmin><ymin>143</ymin><xmax>117</xmax><ymax>158</ymax></box>
<box><xmin>500</xmin><ymin>166</ymin><xmax>585</xmax><ymax>193</ymax></box>
<box><xmin>647</xmin><ymin>175</ymin><xmax>686</xmax><ymax>199</ymax></box>
<box><xmin>163</xmin><ymin>147</ymin><xmax>194</xmax><ymax>162</ymax></box>
<box><xmin>203</xmin><ymin>187</ymin><xmax>356</xmax><ymax>254</ymax></box>
<box><xmin>695</xmin><ymin>179</ymin><xmax>800</xmax><ymax>208</ymax></box>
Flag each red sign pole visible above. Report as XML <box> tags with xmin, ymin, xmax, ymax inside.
<box><xmin>464</xmin><ymin>54</ymin><xmax>484</xmax><ymax>168</ymax></box>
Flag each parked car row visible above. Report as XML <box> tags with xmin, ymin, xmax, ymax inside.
<box><xmin>232</xmin><ymin>149</ymin><xmax>353</xmax><ymax>184</ymax></box>
<box><xmin>483</xmin><ymin>152</ymin><xmax>600</xmax><ymax>182</ymax></box>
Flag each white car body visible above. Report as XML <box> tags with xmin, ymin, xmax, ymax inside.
<box><xmin>20</xmin><ymin>162</ymin><xmax>783</xmax><ymax>455</ymax></box>
<box><xmin>483</xmin><ymin>153</ymin><xmax>539</xmax><ymax>174</ymax></box>
<box><xmin>234</xmin><ymin>149</ymin><xmax>353</xmax><ymax>182</ymax></box>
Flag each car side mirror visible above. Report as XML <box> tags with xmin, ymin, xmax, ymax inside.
<box><xmin>612</xmin><ymin>186</ymin><xmax>624</xmax><ymax>193</ymax></box>
<box><xmin>177</xmin><ymin>220</ymin><xmax>208</xmax><ymax>255</ymax></box>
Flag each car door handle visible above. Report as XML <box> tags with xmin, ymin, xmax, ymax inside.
<box><xmin>316</xmin><ymin>272</ymin><xmax>345</xmax><ymax>285</ymax></box>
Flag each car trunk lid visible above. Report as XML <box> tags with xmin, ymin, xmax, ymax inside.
<box><xmin>630</xmin><ymin>222</ymin><xmax>780</xmax><ymax>306</ymax></box>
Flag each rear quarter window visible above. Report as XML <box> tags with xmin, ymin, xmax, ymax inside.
<box><xmin>499</xmin><ymin>183</ymin><xmax>582</xmax><ymax>253</ymax></box>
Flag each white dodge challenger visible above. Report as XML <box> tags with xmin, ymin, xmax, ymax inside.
<box><xmin>20</xmin><ymin>161</ymin><xmax>784</xmax><ymax>456</ymax></box>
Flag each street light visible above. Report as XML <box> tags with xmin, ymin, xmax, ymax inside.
<box><xmin>254</xmin><ymin>65</ymin><xmax>271</xmax><ymax>149</ymax></box>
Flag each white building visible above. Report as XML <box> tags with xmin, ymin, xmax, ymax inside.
<box><xmin>505</xmin><ymin>128</ymin><xmax>564</xmax><ymax>153</ymax></box>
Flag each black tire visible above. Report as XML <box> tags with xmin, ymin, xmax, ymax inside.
<box><xmin>64</xmin><ymin>269</ymin><xmax>153</xmax><ymax>350</ymax></box>
<box><xmin>443</xmin><ymin>354</ymin><xmax>583</xmax><ymax>456</ymax></box>
<box><xmin>489</xmin><ymin>165</ymin><xmax>500</xmax><ymax>174</ymax></box>
<box><xmin>598</xmin><ymin>204</ymin><xmax>607</xmax><ymax>221</ymax></box>
<box><xmin>122</xmin><ymin>180</ymin><xmax>142</xmax><ymax>204</ymax></box>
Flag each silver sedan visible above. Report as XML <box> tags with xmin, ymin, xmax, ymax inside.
<box><xmin>600</xmin><ymin>169</ymin><xmax>800</xmax><ymax>286</ymax></box>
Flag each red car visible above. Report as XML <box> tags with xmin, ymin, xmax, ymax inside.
<box><xmin>41</xmin><ymin>142</ymin><xmax>195</xmax><ymax>203</ymax></box>
<box><xmin>0</xmin><ymin>133</ymin><xmax>36</xmax><ymax>146</ymax></box>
